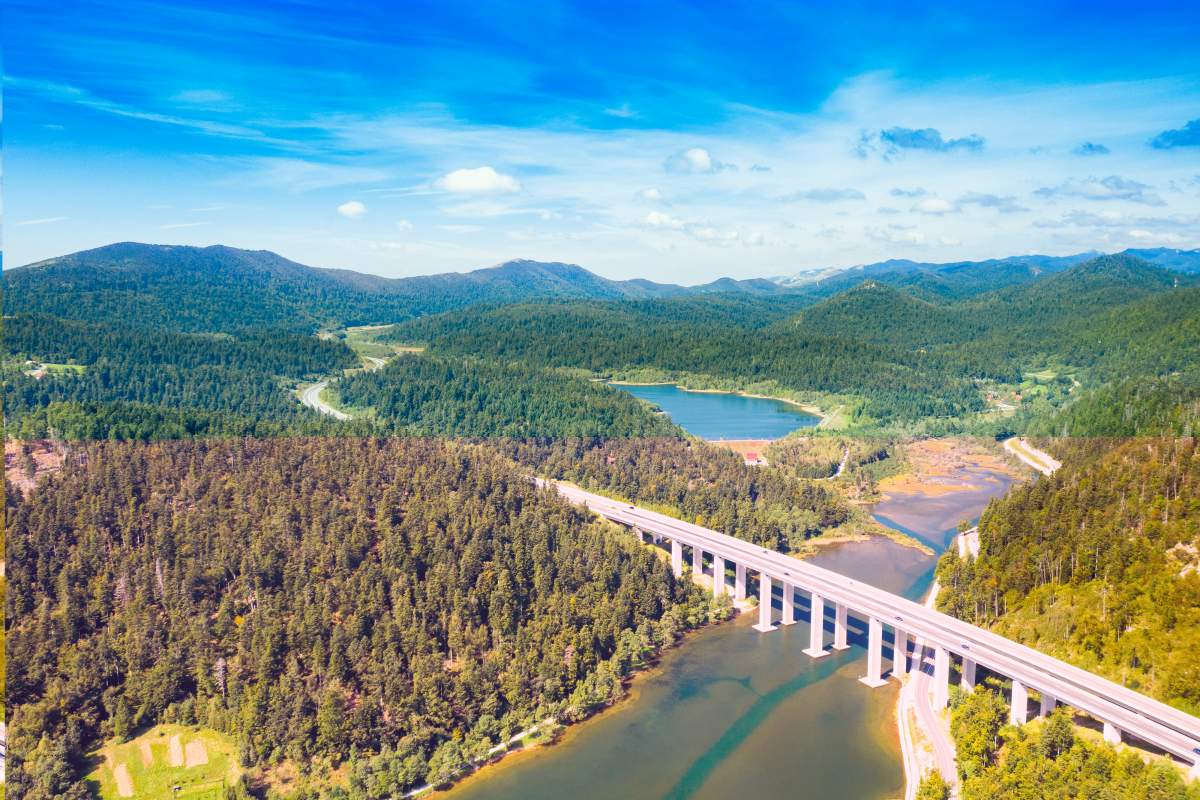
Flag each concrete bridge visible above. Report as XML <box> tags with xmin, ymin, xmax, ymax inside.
<box><xmin>546</xmin><ymin>480</ymin><xmax>1200</xmax><ymax>780</ymax></box>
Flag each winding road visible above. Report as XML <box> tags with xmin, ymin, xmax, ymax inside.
<box><xmin>299</xmin><ymin>380</ymin><xmax>350</xmax><ymax>420</ymax></box>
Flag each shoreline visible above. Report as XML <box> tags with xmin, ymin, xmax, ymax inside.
<box><xmin>422</xmin><ymin>557</ymin><xmax>745</xmax><ymax>797</ymax></box>
<box><xmin>605</xmin><ymin>379</ymin><xmax>827</xmax><ymax>421</ymax></box>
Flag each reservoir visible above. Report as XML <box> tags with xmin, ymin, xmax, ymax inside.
<box><xmin>609</xmin><ymin>383</ymin><xmax>820</xmax><ymax>440</ymax></box>
<box><xmin>442</xmin><ymin>460</ymin><xmax>1018</xmax><ymax>800</ymax></box>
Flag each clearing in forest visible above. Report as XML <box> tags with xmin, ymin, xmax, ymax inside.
<box><xmin>86</xmin><ymin>723</ymin><xmax>240</xmax><ymax>800</ymax></box>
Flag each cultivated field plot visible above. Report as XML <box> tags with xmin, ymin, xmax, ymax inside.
<box><xmin>86</xmin><ymin>724</ymin><xmax>240</xmax><ymax>799</ymax></box>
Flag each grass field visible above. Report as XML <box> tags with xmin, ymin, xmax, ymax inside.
<box><xmin>86</xmin><ymin>724</ymin><xmax>240</xmax><ymax>800</ymax></box>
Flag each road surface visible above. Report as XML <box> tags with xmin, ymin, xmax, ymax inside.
<box><xmin>1003</xmin><ymin>437</ymin><xmax>1062</xmax><ymax>476</ymax></box>
<box><xmin>545</xmin><ymin>480</ymin><xmax>1200</xmax><ymax>775</ymax></box>
<box><xmin>299</xmin><ymin>380</ymin><xmax>350</xmax><ymax>420</ymax></box>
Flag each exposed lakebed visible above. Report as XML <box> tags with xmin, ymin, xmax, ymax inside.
<box><xmin>609</xmin><ymin>383</ymin><xmax>820</xmax><ymax>440</ymax></box>
<box><xmin>442</xmin><ymin>452</ymin><xmax>1019</xmax><ymax>800</ymax></box>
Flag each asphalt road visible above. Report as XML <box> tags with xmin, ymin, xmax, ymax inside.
<box><xmin>547</xmin><ymin>480</ymin><xmax>1200</xmax><ymax>772</ymax></box>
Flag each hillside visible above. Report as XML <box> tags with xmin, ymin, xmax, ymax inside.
<box><xmin>777</xmin><ymin>248</ymin><xmax>1200</xmax><ymax>300</ymax></box>
<box><xmin>935</xmin><ymin>435</ymin><xmax>1200</xmax><ymax>715</ymax></box>
<box><xmin>786</xmin><ymin>281</ymin><xmax>981</xmax><ymax>347</ymax></box>
<box><xmin>4</xmin><ymin>243</ymin><xmax>787</xmax><ymax>334</ymax></box>
<box><xmin>5</xmin><ymin>438</ymin><xmax>715</xmax><ymax>797</ymax></box>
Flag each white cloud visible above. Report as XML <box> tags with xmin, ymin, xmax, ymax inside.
<box><xmin>338</xmin><ymin>200</ymin><xmax>367</xmax><ymax>218</ymax></box>
<box><xmin>913</xmin><ymin>196</ymin><xmax>954</xmax><ymax>215</ymax></box>
<box><xmin>604</xmin><ymin>103</ymin><xmax>636</xmax><ymax>118</ymax></box>
<box><xmin>434</xmin><ymin>166</ymin><xmax>521</xmax><ymax>194</ymax></box>
<box><xmin>437</xmin><ymin>224</ymin><xmax>483</xmax><ymax>233</ymax></box>
<box><xmin>160</xmin><ymin>221</ymin><xmax>209</xmax><ymax>229</ymax></box>
<box><xmin>644</xmin><ymin>210</ymin><xmax>685</xmax><ymax>229</ymax></box>
<box><xmin>637</xmin><ymin>188</ymin><xmax>664</xmax><ymax>202</ymax></box>
<box><xmin>396</xmin><ymin>219</ymin><xmax>414</xmax><ymax>230</ymax></box>
<box><xmin>664</xmin><ymin>147</ymin><xmax>731</xmax><ymax>174</ymax></box>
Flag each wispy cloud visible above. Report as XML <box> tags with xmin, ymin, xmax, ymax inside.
<box><xmin>860</xmin><ymin>126</ymin><xmax>984</xmax><ymax>158</ymax></box>
<box><xmin>1150</xmin><ymin>118</ymin><xmax>1200</xmax><ymax>149</ymax></box>
<box><xmin>1073</xmin><ymin>141</ymin><xmax>1110</xmax><ymax>156</ymax></box>
<box><xmin>337</xmin><ymin>200</ymin><xmax>367</xmax><ymax>218</ymax></box>
<box><xmin>160</xmin><ymin>221</ymin><xmax>209</xmax><ymax>229</ymax></box>
<box><xmin>957</xmin><ymin>192</ymin><xmax>1028</xmax><ymax>213</ymax></box>
<box><xmin>1035</xmin><ymin>175</ymin><xmax>1164</xmax><ymax>206</ymax></box>
<box><xmin>14</xmin><ymin>216</ymin><xmax>69</xmax><ymax>226</ymax></box>
<box><xmin>783</xmin><ymin>188</ymin><xmax>865</xmax><ymax>203</ymax></box>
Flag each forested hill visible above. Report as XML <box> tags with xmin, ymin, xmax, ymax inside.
<box><xmin>776</xmin><ymin>246</ymin><xmax>1200</xmax><ymax>300</ymax></box>
<box><xmin>5</xmin><ymin>438</ymin><xmax>716</xmax><ymax>798</ymax></box>
<box><xmin>935</xmin><ymin>435</ymin><xmax>1200</xmax><ymax>715</ymax></box>
<box><xmin>4</xmin><ymin>242</ymin><xmax>789</xmax><ymax>333</ymax></box>
<box><xmin>386</xmin><ymin>254</ymin><xmax>1197</xmax><ymax>426</ymax></box>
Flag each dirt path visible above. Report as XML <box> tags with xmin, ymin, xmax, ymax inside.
<box><xmin>168</xmin><ymin>734</ymin><xmax>184</xmax><ymax>767</ymax></box>
<box><xmin>113</xmin><ymin>762</ymin><xmax>134</xmax><ymax>797</ymax></box>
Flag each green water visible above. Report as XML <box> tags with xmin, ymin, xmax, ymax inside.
<box><xmin>443</xmin><ymin>469</ymin><xmax>1013</xmax><ymax>800</ymax></box>
<box><xmin>609</xmin><ymin>383</ymin><xmax>819</xmax><ymax>440</ymax></box>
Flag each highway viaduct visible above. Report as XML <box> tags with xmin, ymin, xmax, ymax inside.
<box><xmin>545</xmin><ymin>480</ymin><xmax>1200</xmax><ymax>780</ymax></box>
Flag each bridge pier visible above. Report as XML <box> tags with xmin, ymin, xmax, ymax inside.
<box><xmin>1190</xmin><ymin>760</ymin><xmax>1200</xmax><ymax>781</ymax></box>
<box><xmin>1103</xmin><ymin>721</ymin><xmax>1122</xmax><ymax>746</ymax></box>
<box><xmin>933</xmin><ymin>646</ymin><xmax>950</xmax><ymax>708</ymax></box>
<box><xmin>670</xmin><ymin>539</ymin><xmax>683</xmax><ymax>578</ymax></box>
<box><xmin>753</xmin><ymin>573</ymin><xmax>777</xmax><ymax>632</ymax></box>
<box><xmin>833</xmin><ymin>602</ymin><xmax>850</xmax><ymax>650</ymax></box>
<box><xmin>781</xmin><ymin>582</ymin><xmax>796</xmax><ymax>625</ymax></box>
<box><xmin>712</xmin><ymin>555</ymin><xmax>726</xmax><ymax>598</ymax></box>
<box><xmin>1039</xmin><ymin>692</ymin><xmax>1056</xmax><ymax>717</ymax></box>
<box><xmin>1010</xmin><ymin>679</ymin><xmax>1029</xmax><ymax>725</ymax></box>
<box><xmin>692</xmin><ymin>546</ymin><xmax>705</xmax><ymax>578</ymax></box>
<box><xmin>803</xmin><ymin>592</ymin><xmax>828</xmax><ymax>658</ymax></box>
<box><xmin>962</xmin><ymin>658</ymin><xmax>977</xmax><ymax>693</ymax></box>
<box><xmin>734</xmin><ymin>562</ymin><xmax>747</xmax><ymax>600</ymax></box>
<box><xmin>893</xmin><ymin>628</ymin><xmax>908</xmax><ymax>677</ymax></box>
<box><xmin>860</xmin><ymin>616</ymin><xmax>887</xmax><ymax>687</ymax></box>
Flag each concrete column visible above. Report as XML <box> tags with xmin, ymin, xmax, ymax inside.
<box><xmin>833</xmin><ymin>603</ymin><xmax>850</xmax><ymax>650</ymax></box>
<box><xmin>1189</xmin><ymin>760</ymin><xmax>1200</xmax><ymax>781</ymax></box>
<box><xmin>962</xmin><ymin>658</ymin><xmax>977</xmax><ymax>693</ymax></box>
<box><xmin>692</xmin><ymin>546</ymin><xmax>705</xmax><ymax>578</ymax></box>
<box><xmin>734</xmin><ymin>562</ymin><xmax>747</xmax><ymax>600</ymax></box>
<box><xmin>1039</xmin><ymin>692</ymin><xmax>1056</xmax><ymax>718</ymax></box>
<box><xmin>803</xmin><ymin>592</ymin><xmax>828</xmax><ymax>658</ymax></box>
<box><xmin>753</xmin><ymin>573</ymin><xmax>777</xmax><ymax>632</ymax></box>
<box><xmin>671</xmin><ymin>539</ymin><xmax>683</xmax><ymax>578</ymax></box>
<box><xmin>781</xmin><ymin>583</ymin><xmax>796</xmax><ymax>625</ymax></box>
<box><xmin>933</xmin><ymin>646</ymin><xmax>950</xmax><ymax>708</ymax></box>
<box><xmin>1103</xmin><ymin>722</ymin><xmax>1121</xmax><ymax>746</ymax></box>
<box><xmin>712</xmin><ymin>554</ymin><xmax>726</xmax><ymax>598</ymax></box>
<box><xmin>892</xmin><ymin>628</ymin><xmax>908</xmax><ymax>678</ymax></box>
<box><xmin>1010</xmin><ymin>679</ymin><xmax>1029</xmax><ymax>726</ymax></box>
<box><xmin>860</xmin><ymin>617</ymin><xmax>887</xmax><ymax>687</ymax></box>
<box><xmin>633</xmin><ymin>526</ymin><xmax>644</xmax><ymax>542</ymax></box>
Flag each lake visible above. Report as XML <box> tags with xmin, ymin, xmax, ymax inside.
<box><xmin>610</xmin><ymin>383</ymin><xmax>820</xmax><ymax>440</ymax></box>
<box><xmin>442</xmin><ymin>464</ymin><xmax>1017</xmax><ymax>800</ymax></box>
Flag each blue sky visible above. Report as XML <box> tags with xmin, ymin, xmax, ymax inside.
<box><xmin>6</xmin><ymin>1</ymin><xmax>1200</xmax><ymax>281</ymax></box>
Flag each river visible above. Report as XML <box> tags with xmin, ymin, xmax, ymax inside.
<box><xmin>443</xmin><ymin>458</ymin><xmax>1016</xmax><ymax>799</ymax></box>
<box><xmin>609</xmin><ymin>383</ymin><xmax>820</xmax><ymax>440</ymax></box>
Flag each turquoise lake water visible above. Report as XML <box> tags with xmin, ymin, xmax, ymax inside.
<box><xmin>610</xmin><ymin>383</ymin><xmax>820</xmax><ymax>440</ymax></box>
<box><xmin>444</xmin><ymin>466</ymin><xmax>1017</xmax><ymax>800</ymax></box>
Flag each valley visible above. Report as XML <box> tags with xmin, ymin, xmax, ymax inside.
<box><xmin>4</xmin><ymin>243</ymin><xmax>1200</xmax><ymax>800</ymax></box>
